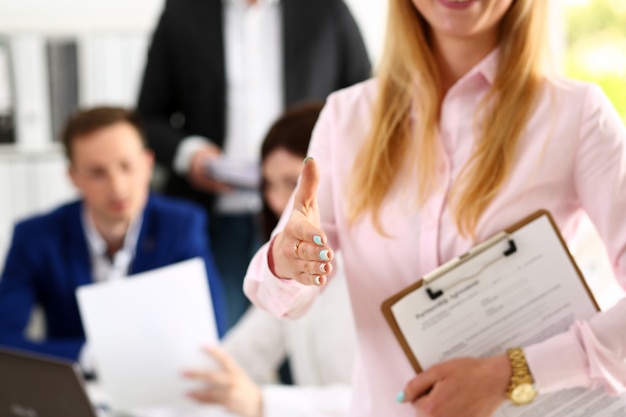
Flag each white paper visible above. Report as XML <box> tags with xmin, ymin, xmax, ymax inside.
<box><xmin>390</xmin><ymin>214</ymin><xmax>626</xmax><ymax>417</ymax></box>
<box><xmin>77</xmin><ymin>258</ymin><xmax>219</xmax><ymax>412</ymax></box>
<box><xmin>204</xmin><ymin>157</ymin><xmax>260</xmax><ymax>189</ymax></box>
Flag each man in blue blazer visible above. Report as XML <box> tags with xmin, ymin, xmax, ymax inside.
<box><xmin>0</xmin><ymin>107</ymin><xmax>227</xmax><ymax>363</ymax></box>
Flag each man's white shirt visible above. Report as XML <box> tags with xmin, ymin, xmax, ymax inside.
<box><xmin>173</xmin><ymin>0</ymin><xmax>283</xmax><ymax>214</ymax></box>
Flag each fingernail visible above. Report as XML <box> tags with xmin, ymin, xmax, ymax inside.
<box><xmin>319</xmin><ymin>249</ymin><xmax>330</xmax><ymax>261</ymax></box>
<box><xmin>313</xmin><ymin>235</ymin><xmax>323</xmax><ymax>246</ymax></box>
<box><xmin>303</xmin><ymin>156</ymin><xmax>314</xmax><ymax>165</ymax></box>
<box><xmin>319</xmin><ymin>263</ymin><xmax>327</xmax><ymax>274</ymax></box>
<box><xmin>395</xmin><ymin>391</ymin><xmax>405</xmax><ymax>403</ymax></box>
<box><xmin>314</xmin><ymin>276</ymin><xmax>322</xmax><ymax>286</ymax></box>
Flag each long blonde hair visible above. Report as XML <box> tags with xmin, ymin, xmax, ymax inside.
<box><xmin>348</xmin><ymin>0</ymin><xmax>548</xmax><ymax>237</ymax></box>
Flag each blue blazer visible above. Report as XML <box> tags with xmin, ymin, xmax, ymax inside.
<box><xmin>0</xmin><ymin>193</ymin><xmax>227</xmax><ymax>361</ymax></box>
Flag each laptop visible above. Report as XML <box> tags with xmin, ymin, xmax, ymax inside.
<box><xmin>0</xmin><ymin>347</ymin><xmax>98</xmax><ymax>417</ymax></box>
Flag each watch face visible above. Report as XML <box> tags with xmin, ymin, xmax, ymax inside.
<box><xmin>512</xmin><ymin>383</ymin><xmax>537</xmax><ymax>404</ymax></box>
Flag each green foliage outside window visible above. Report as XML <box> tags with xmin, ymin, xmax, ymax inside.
<box><xmin>565</xmin><ymin>0</ymin><xmax>626</xmax><ymax>121</ymax></box>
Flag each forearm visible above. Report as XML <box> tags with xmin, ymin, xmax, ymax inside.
<box><xmin>525</xmin><ymin>297</ymin><xmax>626</xmax><ymax>394</ymax></box>
<box><xmin>243</xmin><ymin>239</ymin><xmax>319</xmax><ymax>319</ymax></box>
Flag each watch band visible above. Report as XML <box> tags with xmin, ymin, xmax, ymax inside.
<box><xmin>506</xmin><ymin>347</ymin><xmax>537</xmax><ymax>405</ymax></box>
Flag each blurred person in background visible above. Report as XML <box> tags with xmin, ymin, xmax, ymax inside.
<box><xmin>183</xmin><ymin>102</ymin><xmax>357</xmax><ymax>417</ymax></box>
<box><xmin>136</xmin><ymin>0</ymin><xmax>371</xmax><ymax>330</ymax></box>
<box><xmin>0</xmin><ymin>107</ymin><xmax>227</xmax><ymax>367</ymax></box>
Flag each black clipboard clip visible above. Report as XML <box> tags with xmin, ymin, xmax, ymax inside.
<box><xmin>423</xmin><ymin>232</ymin><xmax>517</xmax><ymax>300</ymax></box>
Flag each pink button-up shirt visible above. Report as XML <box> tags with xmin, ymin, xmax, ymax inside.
<box><xmin>244</xmin><ymin>50</ymin><xmax>626</xmax><ymax>416</ymax></box>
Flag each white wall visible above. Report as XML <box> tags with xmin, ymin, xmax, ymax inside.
<box><xmin>0</xmin><ymin>0</ymin><xmax>388</xmax><ymax>145</ymax></box>
<box><xmin>0</xmin><ymin>0</ymin><xmax>165</xmax><ymax>33</ymax></box>
<box><xmin>345</xmin><ymin>0</ymin><xmax>388</xmax><ymax>66</ymax></box>
<box><xmin>0</xmin><ymin>0</ymin><xmax>388</xmax><ymax>64</ymax></box>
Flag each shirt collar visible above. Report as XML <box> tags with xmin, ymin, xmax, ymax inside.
<box><xmin>471</xmin><ymin>47</ymin><xmax>499</xmax><ymax>86</ymax></box>
<box><xmin>82</xmin><ymin>206</ymin><xmax>143</xmax><ymax>261</ymax></box>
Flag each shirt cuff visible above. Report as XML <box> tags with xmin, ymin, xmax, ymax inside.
<box><xmin>244</xmin><ymin>240</ymin><xmax>319</xmax><ymax>319</ymax></box>
<box><xmin>262</xmin><ymin>385</ymin><xmax>312</xmax><ymax>417</ymax></box>
<box><xmin>524</xmin><ymin>329</ymin><xmax>590</xmax><ymax>393</ymax></box>
<box><xmin>172</xmin><ymin>136</ymin><xmax>214</xmax><ymax>175</ymax></box>
<box><xmin>261</xmin><ymin>384</ymin><xmax>352</xmax><ymax>417</ymax></box>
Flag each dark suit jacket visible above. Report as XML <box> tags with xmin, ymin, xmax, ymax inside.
<box><xmin>0</xmin><ymin>194</ymin><xmax>227</xmax><ymax>361</ymax></box>
<box><xmin>137</xmin><ymin>0</ymin><xmax>371</xmax><ymax>207</ymax></box>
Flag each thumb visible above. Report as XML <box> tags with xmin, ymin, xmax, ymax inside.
<box><xmin>203</xmin><ymin>345</ymin><xmax>240</xmax><ymax>374</ymax></box>
<box><xmin>294</xmin><ymin>157</ymin><xmax>320</xmax><ymax>210</ymax></box>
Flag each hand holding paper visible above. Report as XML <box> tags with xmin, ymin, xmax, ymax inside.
<box><xmin>189</xmin><ymin>145</ymin><xmax>233</xmax><ymax>193</ymax></box>
<box><xmin>270</xmin><ymin>157</ymin><xmax>333</xmax><ymax>287</ymax></box>
<box><xmin>184</xmin><ymin>346</ymin><xmax>263</xmax><ymax>417</ymax></box>
<box><xmin>203</xmin><ymin>157</ymin><xmax>261</xmax><ymax>190</ymax></box>
<box><xmin>383</xmin><ymin>211</ymin><xmax>626</xmax><ymax>417</ymax></box>
<box><xmin>77</xmin><ymin>258</ymin><xmax>219</xmax><ymax>412</ymax></box>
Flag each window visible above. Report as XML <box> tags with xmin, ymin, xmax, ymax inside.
<box><xmin>564</xmin><ymin>0</ymin><xmax>626</xmax><ymax>121</ymax></box>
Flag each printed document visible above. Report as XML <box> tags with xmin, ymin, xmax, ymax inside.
<box><xmin>388</xmin><ymin>214</ymin><xmax>626</xmax><ymax>417</ymax></box>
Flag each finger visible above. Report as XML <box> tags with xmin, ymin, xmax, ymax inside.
<box><xmin>317</xmin><ymin>260</ymin><xmax>333</xmax><ymax>276</ymax></box>
<box><xmin>183</xmin><ymin>369</ymin><xmax>231</xmax><ymax>388</ymax></box>
<box><xmin>187</xmin><ymin>389</ymin><xmax>221</xmax><ymax>404</ymax></box>
<box><xmin>293</xmin><ymin>239</ymin><xmax>333</xmax><ymax>263</ymax></box>
<box><xmin>194</xmin><ymin>177</ymin><xmax>233</xmax><ymax>193</ymax></box>
<box><xmin>281</xmin><ymin>243</ymin><xmax>332</xmax><ymax>287</ymax></box>
<box><xmin>182</xmin><ymin>369</ymin><xmax>213</xmax><ymax>381</ymax></box>
<box><xmin>203</xmin><ymin>144</ymin><xmax>223</xmax><ymax>158</ymax></box>
<box><xmin>202</xmin><ymin>346</ymin><xmax>240</xmax><ymax>374</ymax></box>
<box><xmin>293</xmin><ymin>157</ymin><xmax>319</xmax><ymax>210</ymax></box>
<box><xmin>297</xmin><ymin>260</ymin><xmax>333</xmax><ymax>279</ymax></box>
<box><xmin>297</xmin><ymin>272</ymin><xmax>328</xmax><ymax>287</ymax></box>
<box><xmin>402</xmin><ymin>370</ymin><xmax>438</xmax><ymax>403</ymax></box>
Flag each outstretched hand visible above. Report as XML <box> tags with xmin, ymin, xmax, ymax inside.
<box><xmin>270</xmin><ymin>157</ymin><xmax>334</xmax><ymax>286</ymax></box>
<box><xmin>184</xmin><ymin>346</ymin><xmax>263</xmax><ymax>417</ymax></box>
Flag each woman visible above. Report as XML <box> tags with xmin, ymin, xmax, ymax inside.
<box><xmin>243</xmin><ymin>1</ymin><xmax>626</xmax><ymax>416</ymax></box>
<box><xmin>184</xmin><ymin>102</ymin><xmax>357</xmax><ymax>417</ymax></box>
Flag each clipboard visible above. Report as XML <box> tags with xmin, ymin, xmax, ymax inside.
<box><xmin>381</xmin><ymin>209</ymin><xmax>600</xmax><ymax>373</ymax></box>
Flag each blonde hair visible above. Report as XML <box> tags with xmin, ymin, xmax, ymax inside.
<box><xmin>348</xmin><ymin>0</ymin><xmax>548</xmax><ymax>237</ymax></box>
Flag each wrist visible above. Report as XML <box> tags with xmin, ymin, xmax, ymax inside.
<box><xmin>267</xmin><ymin>234</ymin><xmax>292</xmax><ymax>280</ymax></box>
<box><xmin>173</xmin><ymin>136</ymin><xmax>212</xmax><ymax>175</ymax></box>
<box><xmin>241</xmin><ymin>384</ymin><xmax>263</xmax><ymax>417</ymax></box>
<box><xmin>505</xmin><ymin>347</ymin><xmax>538</xmax><ymax>405</ymax></box>
<box><xmin>267</xmin><ymin>236</ymin><xmax>278</xmax><ymax>277</ymax></box>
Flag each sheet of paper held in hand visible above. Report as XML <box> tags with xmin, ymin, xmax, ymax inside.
<box><xmin>77</xmin><ymin>257</ymin><xmax>219</xmax><ymax>413</ymax></box>
<box><xmin>389</xmin><ymin>214</ymin><xmax>626</xmax><ymax>417</ymax></box>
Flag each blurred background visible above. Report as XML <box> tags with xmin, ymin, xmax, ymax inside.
<box><xmin>564</xmin><ymin>0</ymin><xmax>626</xmax><ymax>121</ymax></box>
<box><xmin>0</xmin><ymin>0</ymin><xmax>623</xmax><ymax>306</ymax></box>
<box><xmin>0</xmin><ymin>0</ymin><xmax>386</xmax><ymax>262</ymax></box>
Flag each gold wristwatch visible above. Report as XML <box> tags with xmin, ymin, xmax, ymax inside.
<box><xmin>506</xmin><ymin>347</ymin><xmax>537</xmax><ymax>405</ymax></box>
